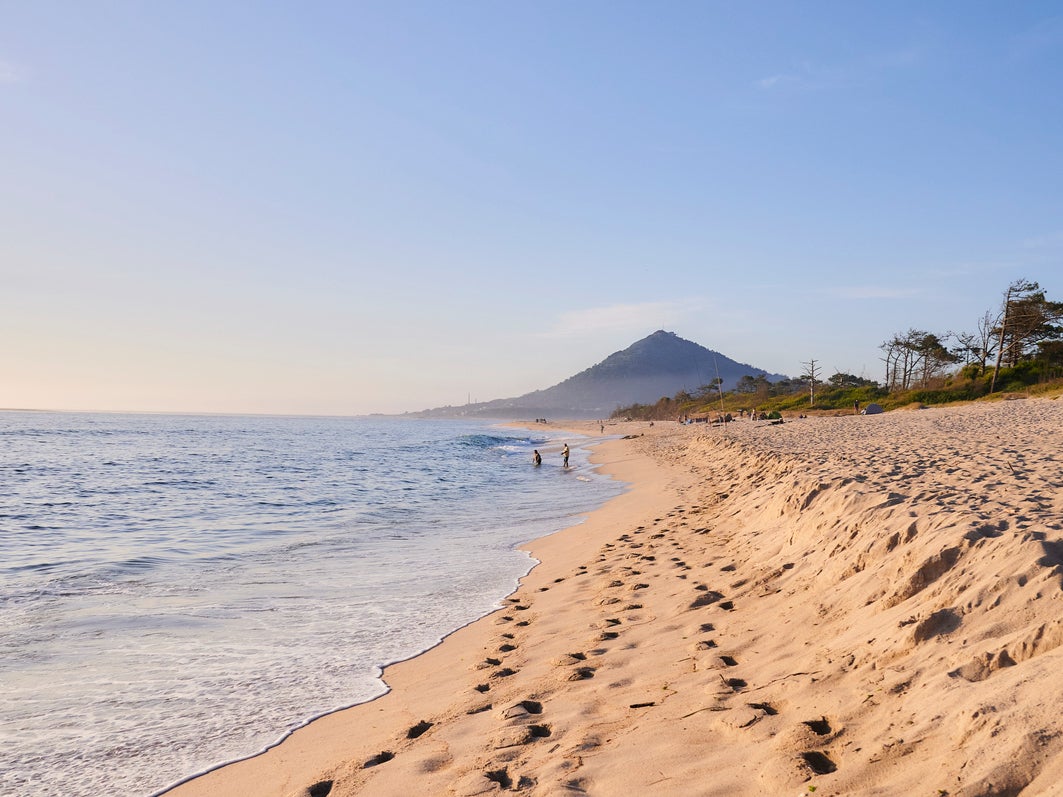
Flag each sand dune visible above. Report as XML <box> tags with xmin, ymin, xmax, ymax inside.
<box><xmin>167</xmin><ymin>397</ymin><xmax>1063</xmax><ymax>797</ymax></box>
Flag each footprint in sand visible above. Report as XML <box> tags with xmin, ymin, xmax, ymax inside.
<box><xmin>499</xmin><ymin>699</ymin><xmax>543</xmax><ymax>719</ymax></box>
<box><xmin>800</xmin><ymin>750</ymin><xmax>837</xmax><ymax>775</ymax></box>
<box><xmin>748</xmin><ymin>701</ymin><xmax>778</xmax><ymax>716</ymax></box>
<box><xmin>803</xmin><ymin>717</ymin><xmax>832</xmax><ymax>736</ymax></box>
<box><xmin>406</xmin><ymin>720</ymin><xmax>433</xmax><ymax>739</ymax></box>
<box><xmin>689</xmin><ymin>591</ymin><xmax>725</xmax><ymax>609</ymax></box>
<box><xmin>363</xmin><ymin>751</ymin><xmax>395</xmax><ymax>768</ymax></box>
<box><xmin>563</xmin><ymin>666</ymin><xmax>595</xmax><ymax>682</ymax></box>
<box><xmin>552</xmin><ymin>652</ymin><xmax>588</xmax><ymax>666</ymax></box>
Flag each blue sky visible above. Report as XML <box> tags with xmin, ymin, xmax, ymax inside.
<box><xmin>3</xmin><ymin>2</ymin><xmax>1062</xmax><ymax>414</ymax></box>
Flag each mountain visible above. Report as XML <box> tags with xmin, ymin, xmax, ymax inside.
<box><xmin>413</xmin><ymin>331</ymin><xmax>788</xmax><ymax>420</ymax></box>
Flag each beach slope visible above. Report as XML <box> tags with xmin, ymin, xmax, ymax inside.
<box><xmin>168</xmin><ymin>399</ymin><xmax>1063</xmax><ymax>796</ymax></box>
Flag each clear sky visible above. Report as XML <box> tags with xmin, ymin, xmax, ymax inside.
<box><xmin>3</xmin><ymin>2</ymin><xmax>1062</xmax><ymax>415</ymax></box>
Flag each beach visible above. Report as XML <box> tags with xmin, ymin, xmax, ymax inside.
<box><xmin>166</xmin><ymin>397</ymin><xmax>1063</xmax><ymax>796</ymax></box>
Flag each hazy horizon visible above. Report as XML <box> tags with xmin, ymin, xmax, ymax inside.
<box><xmin>4</xmin><ymin>3</ymin><xmax>1062</xmax><ymax>415</ymax></box>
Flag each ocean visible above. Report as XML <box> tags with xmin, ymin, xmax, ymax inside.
<box><xmin>0</xmin><ymin>412</ymin><xmax>623</xmax><ymax>796</ymax></box>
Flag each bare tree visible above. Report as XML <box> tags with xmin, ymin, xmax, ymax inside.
<box><xmin>800</xmin><ymin>359</ymin><xmax>821</xmax><ymax>405</ymax></box>
<box><xmin>879</xmin><ymin>336</ymin><xmax>899</xmax><ymax>390</ymax></box>
<box><xmin>975</xmin><ymin>309</ymin><xmax>998</xmax><ymax>369</ymax></box>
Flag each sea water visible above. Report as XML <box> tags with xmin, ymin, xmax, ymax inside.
<box><xmin>0</xmin><ymin>412</ymin><xmax>622</xmax><ymax>796</ymax></box>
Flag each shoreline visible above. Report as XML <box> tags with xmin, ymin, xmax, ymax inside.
<box><xmin>167</xmin><ymin>400</ymin><xmax>1063</xmax><ymax>795</ymax></box>
<box><xmin>162</xmin><ymin>420</ymin><xmax>671</xmax><ymax>797</ymax></box>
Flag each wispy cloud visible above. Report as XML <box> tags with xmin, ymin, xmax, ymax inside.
<box><xmin>542</xmin><ymin>299</ymin><xmax>705</xmax><ymax>338</ymax></box>
<box><xmin>753</xmin><ymin>57</ymin><xmax>842</xmax><ymax>93</ymax></box>
<box><xmin>754</xmin><ymin>60</ymin><xmax>824</xmax><ymax>92</ymax></box>
<box><xmin>755</xmin><ymin>46</ymin><xmax>922</xmax><ymax>93</ymax></box>
<box><xmin>1021</xmin><ymin>230</ymin><xmax>1063</xmax><ymax>249</ymax></box>
<box><xmin>0</xmin><ymin>60</ymin><xmax>26</xmax><ymax>84</ymax></box>
<box><xmin>755</xmin><ymin>73</ymin><xmax>804</xmax><ymax>91</ymax></box>
<box><xmin>827</xmin><ymin>286</ymin><xmax>920</xmax><ymax>300</ymax></box>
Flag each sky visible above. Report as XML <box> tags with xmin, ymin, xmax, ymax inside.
<box><xmin>3</xmin><ymin>2</ymin><xmax>1062</xmax><ymax>415</ymax></box>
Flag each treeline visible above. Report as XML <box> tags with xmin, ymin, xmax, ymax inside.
<box><xmin>879</xmin><ymin>279</ymin><xmax>1063</xmax><ymax>391</ymax></box>
<box><xmin>613</xmin><ymin>279</ymin><xmax>1063</xmax><ymax>420</ymax></box>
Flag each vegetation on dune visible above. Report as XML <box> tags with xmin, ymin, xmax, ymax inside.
<box><xmin>613</xmin><ymin>279</ymin><xmax>1063</xmax><ymax>421</ymax></box>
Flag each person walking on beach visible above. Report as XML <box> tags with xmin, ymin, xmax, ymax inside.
<box><xmin>533</xmin><ymin>450</ymin><xmax>542</xmax><ymax>466</ymax></box>
<box><xmin>562</xmin><ymin>443</ymin><xmax>570</xmax><ymax>468</ymax></box>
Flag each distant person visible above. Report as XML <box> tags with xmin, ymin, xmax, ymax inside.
<box><xmin>600</xmin><ymin>422</ymin><xmax>605</xmax><ymax>433</ymax></box>
<box><xmin>854</xmin><ymin>400</ymin><xmax>860</xmax><ymax>415</ymax></box>
<box><xmin>562</xmin><ymin>443</ymin><xmax>570</xmax><ymax>468</ymax></box>
<box><xmin>533</xmin><ymin>450</ymin><xmax>542</xmax><ymax>466</ymax></box>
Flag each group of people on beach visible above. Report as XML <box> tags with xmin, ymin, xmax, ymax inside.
<box><xmin>532</xmin><ymin>443</ymin><xmax>568</xmax><ymax>469</ymax></box>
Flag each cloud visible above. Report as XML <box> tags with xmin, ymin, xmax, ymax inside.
<box><xmin>0</xmin><ymin>60</ymin><xmax>25</xmax><ymax>84</ymax></box>
<box><xmin>755</xmin><ymin>46</ymin><xmax>921</xmax><ymax>93</ymax></box>
<box><xmin>543</xmin><ymin>299</ymin><xmax>705</xmax><ymax>338</ymax></box>
<box><xmin>1021</xmin><ymin>231</ymin><xmax>1063</xmax><ymax>249</ymax></box>
<box><xmin>754</xmin><ymin>59</ymin><xmax>829</xmax><ymax>92</ymax></box>
<box><xmin>827</xmin><ymin>286</ymin><xmax>919</xmax><ymax>300</ymax></box>
<box><xmin>755</xmin><ymin>73</ymin><xmax>803</xmax><ymax>90</ymax></box>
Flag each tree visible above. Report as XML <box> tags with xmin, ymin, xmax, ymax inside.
<box><xmin>828</xmin><ymin>372</ymin><xmax>876</xmax><ymax>389</ymax></box>
<box><xmin>800</xmin><ymin>359</ymin><xmax>821</xmax><ymax>405</ymax></box>
<box><xmin>991</xmin><ymin>280</ymin><xmax>1063</xmax><ymax>390</ymax></box>
<box><xmin>880</xmin><ymin>330</ymin><xmax>923</xmax><ymax>391</ymax></box>
<box><xmin>735</xmin><ymin>375</ymin><xmax>758</xmax><ymax>394</ymax></box>
<box><xmin>879</xmin><ymin>329</ymin><xmax>956</xmax><ymax>391</ymax></box>
<box><xmin>769</xmin><ymin>377</ymin><xmax>801</xmax><ymax>396</ymax></box>
<box><xmin>975</xmin><ymin>310</ymin><xmax>998</xmax><ymax>369</ymax></box>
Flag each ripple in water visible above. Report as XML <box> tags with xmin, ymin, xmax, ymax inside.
<box><xmin>0</xmin><ymin>412</ymin><xmax>620</xmax><ymax>796</ymax></box>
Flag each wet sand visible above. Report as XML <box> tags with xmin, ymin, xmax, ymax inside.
<box><xmin>166</xmin><ymin>398</ymin><xmax>1063</xmax><ymax>796</ymax></box>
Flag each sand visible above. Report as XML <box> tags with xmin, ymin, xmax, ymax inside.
<box><xmin>164</xmin><ymin>398</ymin><xmax>1063</xmax><ymax>797</ymax></box>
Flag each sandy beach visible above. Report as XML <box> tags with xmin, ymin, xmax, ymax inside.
<box><xmin>166</xmin><ymin>397</ymin><xmax>1063</xmax><ymax>797</ymax></box>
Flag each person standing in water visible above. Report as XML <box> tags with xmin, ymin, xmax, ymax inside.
<box><xmin>562</xmin><ymin>443</ymin><xmax>570</xmax><ymax>468</ymax></box>
<box><xmin>533</xmin><ymin>450</ymin><xmax>542</xmax><ymax>466</ymax></box>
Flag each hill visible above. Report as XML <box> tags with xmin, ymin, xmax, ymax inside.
<box><xmin>414</xmin><ymin>330</ymin><xmax>787</xmax><ymax>419</ymax></box>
